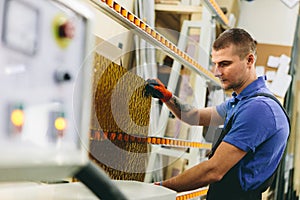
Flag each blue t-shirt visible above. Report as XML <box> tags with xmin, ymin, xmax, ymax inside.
<box><xmin>216</xmin><ymin>76</ymin><xmax>289</xmax><ymax>191</ymax></box>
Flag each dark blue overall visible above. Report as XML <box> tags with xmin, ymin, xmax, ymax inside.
<box><xmin>206</xmin><ymin>93</ymin><xmax>290</xmax><ymax>200</ymax></box>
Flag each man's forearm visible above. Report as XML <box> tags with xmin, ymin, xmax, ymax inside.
<box><xmin>161</xmin><ymin>159</ymin><xmax>218</xmax><ymax>192</ymax></box>
<box><xmin>164</xmin><ymin>95</ymin><xmax>200</xmax><ymax>125</ymax></box>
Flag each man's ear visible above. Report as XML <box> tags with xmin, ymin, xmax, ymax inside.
<box><xmin>247</xmin><ymin>54</ymin><xmax>255</xmax><ymax>64</ymax></box>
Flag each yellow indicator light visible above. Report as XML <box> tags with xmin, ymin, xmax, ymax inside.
<box><xmin>11</xmin><ymin>109</ymin><xmax>24</xmax><ymax>127</ymax></box>
<box><xmin>55</xmin><ymin>117</ymin><xmax>66</xmax><ymax>131</ymax></box>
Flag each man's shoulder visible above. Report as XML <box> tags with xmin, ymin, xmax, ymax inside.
<box><xmin>237</xmin><ymin>96</ymin><xmax>277</xmax><ymax>120</ymax></box>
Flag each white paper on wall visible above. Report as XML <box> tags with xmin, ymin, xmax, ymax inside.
<box><xmin>269</xmin><ymin>73</ymin><xmax>292</xmax><ymax>98</ymax></box>
<box><xmin>277</xmin><ymin>63</ymin><xmax>290</xmax><ymax>74</ymax></box>
<box><xmin>267</xmin><ymin>56</ymin><xmax>280</xmax><ymax>68</ymax></box>
<box><xmin>266</xmin><ymin>71</ymin><xmax>276</xmax><ymax>81</ymax></box>
<box><xmin>279</xmin><ymin>54</ymin><xmax>291</xmax><ymax>65</ymax></box>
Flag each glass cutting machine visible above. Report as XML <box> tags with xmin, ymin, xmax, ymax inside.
<box><xmin>0</xmin><ymin>0</ymin><xmax>93</xmax><ymax>182</ymax></box>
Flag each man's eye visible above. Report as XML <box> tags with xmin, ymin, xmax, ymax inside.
<box><xmin>220</xmin><ymin>62</ymin><xmax>230</xmax><ymax>67</ymax></box>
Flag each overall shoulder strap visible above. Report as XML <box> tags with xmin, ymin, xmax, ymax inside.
<box><xmin>251</xmin><ymin>92</ymin><xmax>290</xmax><ymax>130</ymax></box>
<box><xmin>208</xmin><ymin>115</ymin><xmax>234</xmax><ymax>158</ymax></box>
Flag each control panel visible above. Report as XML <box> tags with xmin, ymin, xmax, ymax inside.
<box><xmin>0</xmin><ymin>0</ymin><xmax>94</xmax><ymax>181</ymax></box>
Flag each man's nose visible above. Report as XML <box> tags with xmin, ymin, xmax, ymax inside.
<box><xmin>213</xmin><ymin>67</ymin><xmax>222</xmax><ymax>77</ymax></box>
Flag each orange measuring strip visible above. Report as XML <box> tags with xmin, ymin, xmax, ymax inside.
<box><xmin>96</xmin><ymin>0</ymin><xmax>221</xmax><ymax>87</ymax></box>
<box><xmin>176</xmin><ymin>187</ymin><xmax>208</xmax><ymax>200</ymax></box>
<box><xmin>90</xmin><ymin>130</ymin><xmax>212</xmax><ymax>149</ymax></box>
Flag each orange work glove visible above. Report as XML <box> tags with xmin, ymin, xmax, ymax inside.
<box><xmin>145</xmin><ymin>79</ymin><xmax>172</xmax><ymax>102</ymax></box>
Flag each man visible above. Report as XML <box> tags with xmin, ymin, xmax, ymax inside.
<box><xmin>145</xmin><ymin>28</ymin><xmax>290</xmax><ymax>199</ymax></box>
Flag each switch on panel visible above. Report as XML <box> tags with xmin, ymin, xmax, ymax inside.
<box><xmin>54</xmin><ymin>69</ymin><xmax>72</xmax><ymax>83</ymax></box>
<box><xmin>52</xmin><ymin>14</ymin><xmax>75</xmax><ymax>48</ymax></box>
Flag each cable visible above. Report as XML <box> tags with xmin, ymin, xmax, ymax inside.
<box><xmin>75</xmin><ymin>161</ymin><xmax>128</xmax><ymax>200</ymax></box>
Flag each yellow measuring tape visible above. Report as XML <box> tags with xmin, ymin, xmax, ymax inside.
<box><xmin>176</xmin><ymin>187</ymin><xmax>208</xmax><ymax>200</ymax></box>
<box><xmin>90</xmin><ymin>130</ymin><xmax>212</xmax><ymax>149</ymax></box>
<box><xmin>92</xmin><ymin>0</ymin><xmax>221</xmax><ymax>87</ymax></box>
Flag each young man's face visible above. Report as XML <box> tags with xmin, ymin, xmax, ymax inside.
<box><xmin>211</xmin><ymin>44</ymin><xmax>252</xmax><ymax>94</ymax></box>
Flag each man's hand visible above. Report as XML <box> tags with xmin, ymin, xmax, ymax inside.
<box><xmin>145</xmin><ymin>79</ymin><xmax>172</xmax><ymax>102</ymax></box>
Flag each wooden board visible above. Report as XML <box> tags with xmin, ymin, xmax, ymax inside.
<box><xmin>256</xmin><ymin>43</ymin><xmax>292</xmax><ymax>69</ymax></box>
